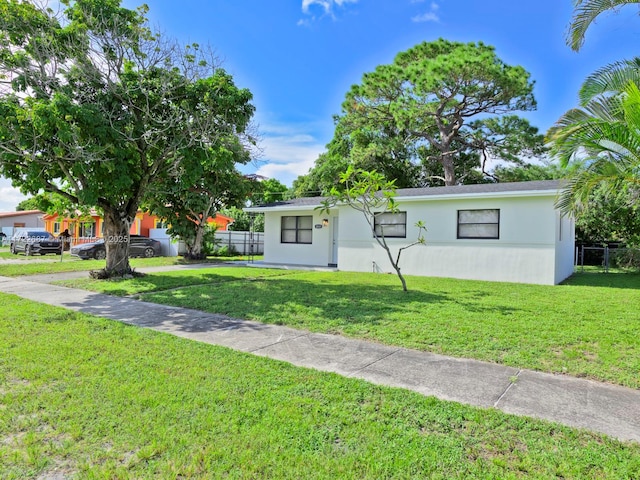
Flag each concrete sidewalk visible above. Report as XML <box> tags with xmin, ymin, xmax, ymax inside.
<box><xmin>1</xmin><ymin>274</ymin><xmax>639</xmax><ymax>444</ymax></box>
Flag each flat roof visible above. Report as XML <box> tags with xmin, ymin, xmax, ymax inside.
<box><xmin>0</xmin><ymin>210</ymin><xmax>43</xmax><ymax>218</ymax></box>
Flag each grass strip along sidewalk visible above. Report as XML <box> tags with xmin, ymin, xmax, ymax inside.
<box><xmin>1</xmin><ymin>293</ymin><xmax>639</xmax><ymax>479</ymax></box>
<box><xmin>53</xmin><ymin>268</ymin><xmax>640</xmax><ymax>389</ymax></box>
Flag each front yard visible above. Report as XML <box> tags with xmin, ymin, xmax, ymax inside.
<box><xmin>49</xmin><ymin>267</ymin><xmax>640</xmax><ymax>389</ymax></box>
<box><xmin>0</xmin><ymin>245</ymin><xmax>252</xmax><ymax>276</ymax></box>
<box><xmin>1</xmin><ymin>293</ymin><xmax>639</xmax><ymax>479</ymax></box>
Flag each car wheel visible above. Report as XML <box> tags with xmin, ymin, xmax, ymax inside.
<box><xmin>94</xmin><ymin>249</ymin><xmax>106</xmax><ymax>260</ymax></box>
<box><xmin>143</xmin><ymin>247</ymin><xmax>155</xmax><ymax>258</ymax></box>
<box><xmin>10</xmin><ymin>244</ymin><xmax>16</xmax><ymax>254</ymax></box>
<box><xmin>25</xmin><ymin>244</ymin><xmax>31</xmax><ymax>256</ymax></box>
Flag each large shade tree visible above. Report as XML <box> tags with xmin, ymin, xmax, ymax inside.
<box><xmin>0</xmin><ymin>0</ymin><xmax>254</xmax><ymax>276</ymax></box>
<box><xmin>297</xmin><ymin>39</ymin><xmax>545</xmax><ymax>193</ymax></box>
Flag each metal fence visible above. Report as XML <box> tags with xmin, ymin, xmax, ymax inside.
<box><xmin>575</xmin><ymin>245</ymin><xmax>639</xmax><ymax>272</ymax></box>
<box><xmin>214</xmin><ymin>231</ymin><xmax>264</xmax><ymax>256</ymax></box>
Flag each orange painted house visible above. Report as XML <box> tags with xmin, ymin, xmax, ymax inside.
<box><xmin>43</xmin><ymin>211</ymin><xmax>234</xmax><ymax>243</ymax></box>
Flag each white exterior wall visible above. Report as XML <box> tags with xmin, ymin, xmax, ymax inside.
<box><xmin>263</xmin><ymin>210</ymin><xmax>336</xmax><ymax>266</ymax></box>
<box><xmin>0</xmin><ymin>212</ymin><xmax>45</xmax><ymax>230</ymax></box>
<box><xmin>337</xmin><ymin>195</ymin><xmax>570</xmax><ymax>285</ymax></box>
<box><xmin>555</xmin><ymin>214</ymin><xmax>576</xmax><ymax>284</ymax></box>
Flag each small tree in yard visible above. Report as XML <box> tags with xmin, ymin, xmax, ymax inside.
<box><xmin>146</xmin><ymin>131</ymin><xmax>255</xmax><ymax>260</ymax></box>
<box><xmin>320</xmin><ymin>167</ymin><xmax>426</xmax><ymax>292</ymax></box>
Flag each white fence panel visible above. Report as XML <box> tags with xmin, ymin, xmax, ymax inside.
<box><xmin>146</xmin><ymin>228</ymin><xmax>263</xmax><ymax>256</ymax></box>
<box><xmin>149</xmin><ymin>228</ymin><xmax>180</xmax><ymax>256</ymax></box>
<box><xmin>214</xmin><ymin>231</ymin><xmax>264</xmax><ymax>255</ymax></box>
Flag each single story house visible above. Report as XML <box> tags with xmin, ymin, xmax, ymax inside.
<box><xmin>0</xmin><ymin>210</ymin><xmax>45</xmax><ymax>241</ymax></box>
<box><xmin>43</xmin><ymin>211</ymin><xmax>234</xmax><ymax>242</ymax></box>
<box><xmin>245</xmin><ymin>180</ymin><xmax>575</xmax><ymax>285</ymax></box>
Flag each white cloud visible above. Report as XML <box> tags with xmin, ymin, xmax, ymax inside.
<box><xmin>299</xmin><ymin>0</ymin><xmax>358</xmax><ymax>23</ymax></box>
<box><xmin>412</xmin><ymin>12</ymin><xmax>439</xmax><ymax>22</ymax></box>
<box><xmin>412</xmin><ymin>1</ymin><xmax>440</xmax><ymax>23</ymax></box>
<box><xmin>0</xmin><ymin>177</ymin><xmax>28</xmax><ymax>212</ymax></box>
<box><xmin>302</xmin><ymin>0</ymin><xmax>330</xmax><ymax>14</ymax></box>
<box><xmin>248</xmin><ymin>123</ymin><xmax>326</xmax><ymax>186</ymax></box>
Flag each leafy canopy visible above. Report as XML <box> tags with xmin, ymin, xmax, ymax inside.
<box><xmin>297</xmin><ymin>39</ymin><xmax>545</xmax><ymax>194</ymax></box>
<box><xmin>0</xmin><ymin>0</ymin><xmax>255</xmax><ymax>275</ymax></box>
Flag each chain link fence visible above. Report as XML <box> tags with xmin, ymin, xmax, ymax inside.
<box><xmin>576</xmin><ymin>244</ymin><xmax>640</xmax><ymax>272</ymax></box>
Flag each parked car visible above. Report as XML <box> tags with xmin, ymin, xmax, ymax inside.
<box><xmin>10</xmin><ymin>230</ymin><xmax>62</xmax><ymax>256</ymax></box>
<box><xmin>70</xmin><ymin>235</ymin><xmax>162</xmax><ymax>260</ymax></box>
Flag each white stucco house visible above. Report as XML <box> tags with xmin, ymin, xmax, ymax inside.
<box><xmin>245</xmin><ymin>180</ymin><xmax>575</xmax><ymax>285</ymax></box>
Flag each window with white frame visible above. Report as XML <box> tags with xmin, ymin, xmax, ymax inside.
<box><xmin>457</xmin><ymin>209</ymin><xmax>500</xmax><ymax>239</ymax></box>
<box><xmin>79</xmin><ymin>221</ymin><xmax>96</xmax><ymax>238</ymax></box>
<box><xmin>281</xmin><ymin>216</ymin><xmax>313</xmax><ymax>244</ymax></box>
<box><xmin>374</xmin><ymin>212</ymin><xmax>407</xmax><ymax>238</ymax></box>
<box><xmin>53</xmin><ymin>222</ymin><xmax>61</xmax><ymax>234</ymax></box>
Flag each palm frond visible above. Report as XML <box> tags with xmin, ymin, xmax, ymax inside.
<box><xmin>622</xmin><ymin>80</ymin><xmax>640</xmax><ymax>128</ymax></box>
<box><xmin>567</xmin><ymin>0</ymin><xmax>640</xmax><ymax>51</ymax></box>
<box><xmin>579</xmin><ymin>58</ymin><xmax>640</xmax><ymax>103</ymax></box>
<box><xmin>580</xmin><ymin>97</ymin><xmax>623</xmax><ymax>123</ymax></box>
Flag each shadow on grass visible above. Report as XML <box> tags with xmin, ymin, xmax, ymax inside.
<box><xmin>140</xmin><ymin>275</ymin><xmax>525</xmax><ymax>330</ymax></box>
<box><xmin>85</xmin><ymin>270</ymin><xmax>293</xmax><ymax>297</ymax></box>
<box><xmin>96</xmin><ymin>273</ymin><xmax>233</xmax><ymax>296</ymax></box>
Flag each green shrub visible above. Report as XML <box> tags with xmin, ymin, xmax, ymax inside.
<box><xmin>213</xmin><ymin>244</ymin><xmax>239</xmax><ymax>257</ymax></box>
<box><xmin>610</xmin><ymin>248</ymin><xmax>640</xmax><ymax>270</ymax></box>
<box><xmin>201</xmin><ymin>226</ymin><xmax>219</xmax><ymax>256</ymax></box>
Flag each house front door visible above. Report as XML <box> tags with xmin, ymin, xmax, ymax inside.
<box><xmin>330</xmin><ymin>216</ymin><xmax>339</xmax><ymax>267</ymax></box>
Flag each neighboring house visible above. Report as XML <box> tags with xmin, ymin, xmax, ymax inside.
<box><xmin>0</xmin><ymin>210</ymin><xmax>45</xmax><ymax>241</ymax></box>
<box><xmin>43</xmin><ymin>211</ymin><xmax>102</xmax><ymax>241</ymax></box>
<box><xmin>245</xmin><ymin>180</ymin><xmax>575</xmax><ymax>285</ymax></box>
<box><xmin>43</xmin><ymin>211</ymin><xmax>234</xmax><ymax>243</ymax></box>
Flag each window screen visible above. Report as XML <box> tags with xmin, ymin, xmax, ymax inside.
<box><xmin>457</xmin><ymin>209</ymin><xmax>499</xmax><ymax>239</ymax></box>
<box><xmin>374</xmin><ymin>212</ymin><xmax>407</xmax><ymax>238</ymax></box>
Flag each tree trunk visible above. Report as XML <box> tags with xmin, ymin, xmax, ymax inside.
<box><xmin>184</xmin><ymin>221</ymin><xmax>207</xmax><ymax>260</ymax></box>
<box><xmin>377</xmin><ymin>236</ymin><xmax>409</xmax><ymax>292</ymax></box>
<box><xmin>441</xmin><ymin>153</ymin><xmax>457</xmax><ymax>186</ymax></box>
<box><xmin>101</xmin><ymin>208</ymin><xmax>134</xmax><ymax>277</ymax></box>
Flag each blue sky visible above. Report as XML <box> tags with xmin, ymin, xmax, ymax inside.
<box><xmin>1</xmin><ymin>0</ymin><xmax>639</xmax><ymax>210</ymax></box>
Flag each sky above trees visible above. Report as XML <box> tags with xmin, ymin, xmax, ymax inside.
<box><xmin>1</xmin><ymin>0</ymin><xmax>638</xmax><ymax>210</ymax></box>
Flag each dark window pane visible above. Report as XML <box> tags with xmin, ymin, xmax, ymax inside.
<box><xmin>298</xmin><ymin>230</ymin><xmax>312</xmax><ymax>244</ymax></box>
<box><xmin>374</xmin><ymin>212</ymin><xmax>406</xmax><ymax>238</ymax></box>
<box><xmin>457</xmin><ymin>209</ymin><xmax>500</xmax><ymax>239</ymax></box>
<box><xmin>281</xmin><ymin>215</ymin><xmax>313</xmax><ymax>244</ymax></box>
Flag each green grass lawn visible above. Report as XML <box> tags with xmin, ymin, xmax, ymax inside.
<box><xmin>55</xmin><ymin>268</ymin><xmax>640</xmax><ymax>389</ymax></box>
<box><xmin>0</xmin><ymin>254</ymin><xmax>253</xmax><ymax>277</ymax></box>
<box><xmin>1</xmin><ymin>292</ymin><xmax>638</xmax><ymax>479</ymax></box>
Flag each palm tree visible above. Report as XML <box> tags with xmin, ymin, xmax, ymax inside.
<box><xmin>547</xmin><ymin>62</ymin><xmax>640</xmax><ymax>213</ymax></box>
<box><xmin>568</xmin><ymin>0</ymin><xmax>640</xmax><ymax>51</ymax></box>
